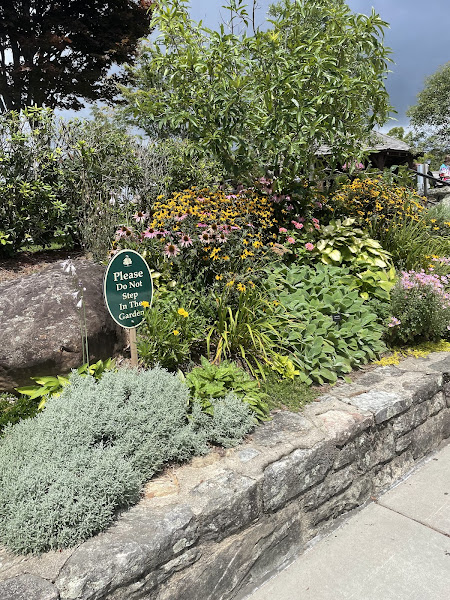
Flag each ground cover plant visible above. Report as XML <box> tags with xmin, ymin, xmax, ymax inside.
<box><xmin>264</xmin><ymin>263</ymin><xmax>387</xmax><ymax>385</ymax></box>
<box><xmin>0</xmin><ymin>367</ymin><xmax>254</xmax><ymax>555</ymax></box>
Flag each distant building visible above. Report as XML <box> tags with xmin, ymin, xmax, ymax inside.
<box><xmin>317</xmin><ymin>132</ymin><xmax>416</xmax><ymax>170</ymax></box>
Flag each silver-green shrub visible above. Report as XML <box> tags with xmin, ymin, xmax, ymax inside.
<box><xmin>0</xmin><ymin>367</ymin><xmax>254</xmax><ymax>555</ymax></box>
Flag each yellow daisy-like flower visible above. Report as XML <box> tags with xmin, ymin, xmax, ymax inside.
<box><xmin>236</xmin><ymin>283</ymin><xmax>246</xmax><ymax>292</ymax></box>
<box><xmin>173</xmin><ymin>330</ymin><xmax>180</xmax><ymax>336</ymax></box>
<box><xmin>177</xmin><ymin>308</ymin><xmax>189</xmax><ymax>318</ymax></box>
<box><xmin>141</xmin><ymin>301</ymin><xmax>150</xmax><ymax>308</ymax></box>
<box><xmin>226</xmin><ymin>280</ymin><xmax>235</xmax><ymax>288</ymax></box>
<box><xmin>215</xmin><ymin>274</ymin><xmax>223</xmax><ymax>280</ymax></box>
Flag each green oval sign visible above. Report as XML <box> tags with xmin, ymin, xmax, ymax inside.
<box><xmin>104</xmin><ymin>249</ymin><xmax>153</xmax><ymax>329</ymax></box>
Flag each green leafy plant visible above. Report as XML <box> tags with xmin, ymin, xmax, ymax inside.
<box><xmin>122</xmin><ymin>0</ymin><xmax>391</xmax><ymax>190</ymax></box>
<box><xmin>278</xmin><ymin>217</ymin><xmax>396</xmax><ymax>301</ymax></box>
<box><xmin>16</xmin><ymin>358</ymin><xmax>115</xmax><ymax>409</ymax></box>
<box><xmin>265</xmin><ymin>264</ymin><xmax>386</xmax><ymax>385</ymax></box>
<box><xmin>0</xmin><ymin>367</ymin><xmax>254</xmax><ymax>555</ymax></box>
<box><xmin>206</xmin><ymin>285</ymin><xmax>283</xmax><ymax>378</ymax></box>
<box><xmin>262</xmin><ymin>373</ymin><xmax>317</xmax><ymax>413</ymax></box>
<box><xmin>0</xmin><ymin>393</ymin><xmax>40</xmax><ymax>437</ymax></box>
<box><xmin>138</xmin><ymin>288</ymin><xmax>209</xmax><ymax>371</ymax></box>
<box><xmin>185</xmin><ymin>356</ymin><xmax>269</xmax><ymax>420</ymax></box>
<box><xmin>375</xmin><ymin>214</ymin><xmax>450</xmax><ymax>271</ymax></box>
<box><xmin>386</xmin><ymin>270</ymin><xmax>450</xmax><ymax>346</ymax></box>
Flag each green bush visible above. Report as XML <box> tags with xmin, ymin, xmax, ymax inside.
<box><xmin>0</xmin><ymin>367</ymin><xmax>254</xmax><ymax>554</ymax></box>
<box><xmin>0</xmin><ymin>394</ymin><xmax>40</xmax><ymax>436</ymax></box>
<box><xmin>138</xmin><ymin>288</ymin><xmax>210</xmax><ymax>371</ymax></box>
<box><xmin>386</xmin><ymin>271</ymin><xmax>450</xmax><ymax>345</ymax></box>
<box><xmin>185</xmin><ymin>357</ymin><xmax>269</xmax><ymax>420</ymax></box>
<box><xmin>265</xmin><ymin>264</ymin><xmax>387</xmax><ymax>384</ymax></box>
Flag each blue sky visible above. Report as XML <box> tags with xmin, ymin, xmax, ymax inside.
<box><xmin>186</xmin><ymin>0</ymin><xmax>449</xmax><ymax>130</ymax></box>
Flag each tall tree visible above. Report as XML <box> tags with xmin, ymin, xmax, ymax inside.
<box><xmin>408</xmin><ymin>62</ymin><xmax>450</xmax><ymax>150</ymax></box>
<box><xmin>0</xmin><ymin>1</ymin><xmax>153</xmax><ymax>112</ymax></box>
<box><xmin>122</xmin><ymin>0</ymin><xmax>392</xmax><ymax>191</ymax></box>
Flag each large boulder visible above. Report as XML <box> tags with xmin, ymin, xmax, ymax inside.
<box><xmin>0</xmin><ymin>259</ymin><xmax>127</xmax><ymax>392</ymax></box>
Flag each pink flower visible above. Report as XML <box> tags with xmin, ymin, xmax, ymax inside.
<box><xmin>143</xmin><ymin>227</ymin><xmax>157</xmax><ymax>239</ymax></box>
<box><xmin>314</xmin><ymin>223</ymin><xmax>320</xmax><ymax>230</ymax></box>
<box><xmin>388</xmin><ymin>317</ymin><xmax>401</xmax><ymax>328</ymax></box>
<box><xmin>287</xmin><ymin>237</ymin><xmax>295</xmax><ymax>244</ymax></box>
<box><xmin>197</xmin><ymin>223</ymin><xmax>208</xmax><ymax>228</ymax></box>
<box><xmin>164</xmin><ymin>243</ymin><xmax>179</xmax><ymax>258</ymax></box>
<box><xmin>279</xmin><ymin>227</ymin><xmax>288</xmax><ymax>233</ymax></box>
<box><xmin>199</xmin><ymin>232</ymin><xmax>211</xmax><ymax>244</ymax></box>
<box><xmin>312</xmin><ymin>218</ymin><xmax>319</xmax><ymax>224</ymax></box>
<box><xmin>226</xmin><ymin>194</ymin><xmax>238</xmax><ymax>199</ymax></box>
<box><xmin>133</xmin><ymin>211</ymin><xmax>148</xmax><ymax>223</ymax></box>
<box><xmin>179</xmin><ymin>234</ymin><xmax>193</xmax><ymax>248</ymax></box>
<box><xmin>115</xmin><ymin>226</ymin><xmax>133</xmax><ymax>239</ymax></box>
<box><xmin>292</xmin><ymin>221</ymin><xmax>303</xmax><ymax>230</ymax></box>
<box><xmin>305</xmin><ymin>242</ymin><xmax>314</xmax><ymax>251</ymax></box>
<box><xmin>217</xmin><ymin>232</ymin><xmax>228</xmax><ymax>244</ymax></box>
<box><xmin>174</xmin><ymin>213</ymin><xmax>188</xmax><ymax>222</ymax></box>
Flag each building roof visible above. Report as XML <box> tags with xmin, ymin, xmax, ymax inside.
<box><xmin>317</xmin><ymin>132</ymin><xmax>412</xmax><ymax>155</ymax></box>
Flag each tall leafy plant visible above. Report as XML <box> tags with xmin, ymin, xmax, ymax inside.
<box><xmin>122</xmin><ymin>0</ymin><xmax>391</xmax><ymax>190</ymax></box>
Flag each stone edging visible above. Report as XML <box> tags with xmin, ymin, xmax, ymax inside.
<box><xmin>1</xmin><ymin>352</ymin><xmax>450</xmax><ymax>600</ymax></box>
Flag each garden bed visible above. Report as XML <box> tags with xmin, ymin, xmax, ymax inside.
<box><xmin>1</xmin><ymin>351</ymin><xmax>449</xmax><ymax>600</ymax></box>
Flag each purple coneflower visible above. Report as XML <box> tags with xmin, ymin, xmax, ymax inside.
<box><xmin>143</xmin><ymin>227</ymin><xmax>157</xmax><ymax>239</ymax></box>
<box><xmin>180</xmin><ymin>234</ymin><xmax>193</xmax><ymax>248</ymax></box>
<box><xmin>217</xmin><ymin>232</ymin><xmax>228</xmax><ymax>244</ymax></box>
<box><xmin>133</xmin><ymin>211</ymin><xmax>148</xmax><ymax>223</ymax></box>
<box><xmin>199</xmin><ymin>232</ymin><xmax>210</xmax><ymax>244</ymax></box>
<box><xmin>164</xmin><ymin>243</ymin><xmax>179</xmax><ymax>258</ymax></box>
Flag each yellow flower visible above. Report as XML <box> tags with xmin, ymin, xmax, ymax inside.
<box><xmin>226</xmin><ymin>280</ymin><xmax>235</xmax><ymax>287</ymax></box>
<box><xmin>237</xmin><ymin>283</ymin><xmax>246</xmax><ymax>292</ymax></box>
<box><xmin>215</xmin><ymin>274</ymin><xmax>223</xmax><ymax>280</ymax></box>
<box><xmin>178</xmin><ymin>308</ymin><xmax>189</xmax><ymax>318</ymax></box>
<box><xmin>172</xmin><ymin>330</ymin><xmax>180</xmax><ymax>336</ymax></box>
<box><xmin>141</xmin><ymin>301</ymin><xmax>150</xmax><ymax>308</ymax></box>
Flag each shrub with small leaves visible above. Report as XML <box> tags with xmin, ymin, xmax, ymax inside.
<box><xmin>0</xmin><ymin>367</ymin><xmax>254</xmax><ymax>555</ymax></box>
<box><xmin>386</xmin><ymin>270</ymin><xmax>450</xmax><ymax>345</ymax></box>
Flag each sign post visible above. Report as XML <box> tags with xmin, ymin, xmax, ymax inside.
<box><xmin>104</xmin><ymin>249</ymin><xmax>153</xmax><ymax>366</ymax></box>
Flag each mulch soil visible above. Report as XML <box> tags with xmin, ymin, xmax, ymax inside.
<box><xmin>0</xmin><ymin>250</ymin><xmax>85</xmax><ymax>284</ymax></box>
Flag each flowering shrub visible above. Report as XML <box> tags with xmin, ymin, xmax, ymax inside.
<box><xmin>137</xmin><ymin>288</ymin><xmax>210</xmax><ymax>371</ymax></box>
<box><xmin>113</xmin><ymin>187</ymin><xmax>280</xmax><ymax>285</ymax></box>
<box><xmin>329</xmin><ymin>177</ymin><xmax>426</xmax><ymax>235</ymax></box>
<box><xmin>387</xmin><ymin>270</ymin><xmax>450</xmax><ymax>345</ymax></box>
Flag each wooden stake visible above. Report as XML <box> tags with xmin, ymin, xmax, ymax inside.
<box><xmin>129</xmin><ymin>327</ymin><xmax>138</xmax><ymax>367</ymax></box>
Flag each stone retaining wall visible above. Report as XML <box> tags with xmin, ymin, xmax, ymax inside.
<box><xmin>2</xmin><ymin>353</ymin><xmax>450</xmax><ymax>600</ymax></box>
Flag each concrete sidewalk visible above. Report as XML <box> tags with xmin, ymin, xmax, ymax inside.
<box><xmin>248</xmin><ymin>443</ymin><xmax>450</xmax><ymax>600</ymax></box>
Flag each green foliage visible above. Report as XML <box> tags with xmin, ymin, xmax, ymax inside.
<box><xmin>265</xmin><ymin>264</ymin><xmax>386</xmax><ymax>384</ymax></box>
<box><xmin>16</xmin><ymin>359</ymin><xmax>115</xmax><ymax>410</ymax></box>
<box><xmin>315</xmin><ymin>218</ymin><xmax>392</xmax><ymax>269</ymax></box>
<box><xmin>123</xmin><ymin>0</ymin><xmax>391</xmax><ymax>190</ymax></box>
<box><xmin>185</xmin><ymin>357</ymin><xmax>269</xmax><ymax>420</ymax></box>
<box><xmin>0</xmin><ymin>1</ymin><xmax>152</xmax><ymax>112</ymax></box>
<box><xmin>278</xmin><ymin>216</ymin><xmax>395</xmax><ymax>301</ymax></box>
<box><xmin>206</xmin><ymin>285</ymin><xmax>284</xmax><ymax>377</ymax></box>
<box><xmin>386</xmin><ymin>273</ymin><xmax>450</xmax><ymax>346</ymax></box>
<box><xmin>262</xmin><ymin>373</ymin><xmax>317</xmax><ymax>412</ymax></box>
<box><xmin>375</xmin><ymin>215</ymin><xmax>450</xmax><ymax>271</ymax></box>
<box><xmin>0</xmin><ymin>394</ymin><xmax>40</xmax><ymax>437</ymax></box>
<box><xmin>137</xmin><ymin>289</ymin><xmax>209</xmax><ymax>371</ymax></box>
<box><xmin>0</xmin><ymin>367</ymin><xmax>254</xmax><ymax>555</ymax></box>
<box><xmin>408</xmin><ymin>62</ymin><xmax>450</xmax><ymax>151</ymax></box>
<box><xmin>0</xmin><ymin>107</ymin><xmax>74</xmax><ymax>255</ymax></box>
